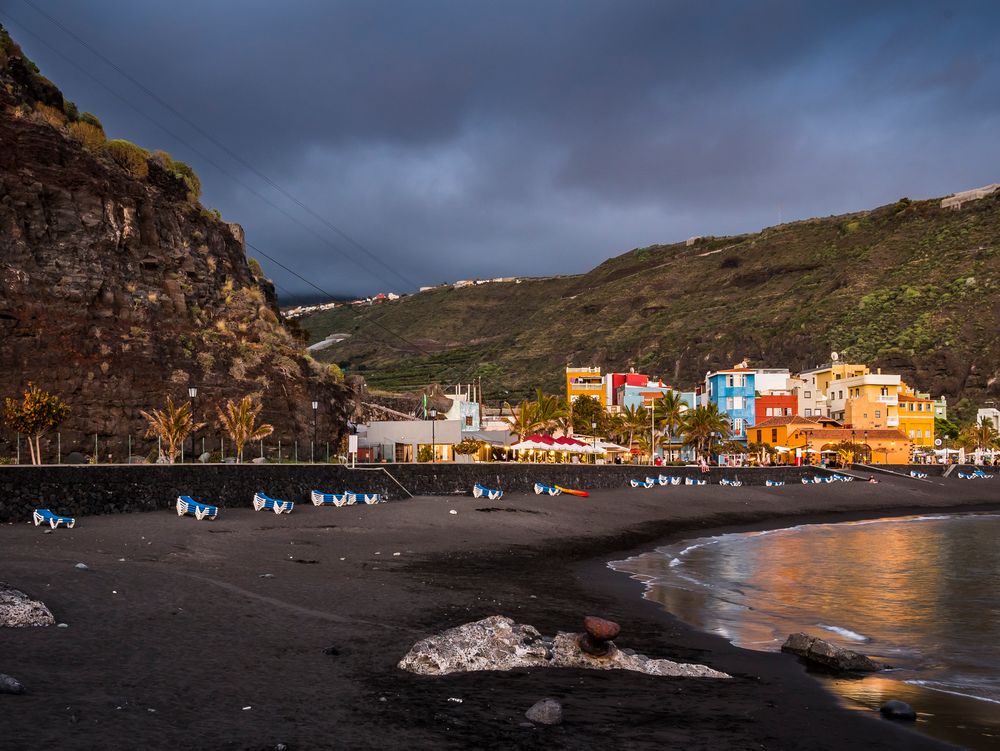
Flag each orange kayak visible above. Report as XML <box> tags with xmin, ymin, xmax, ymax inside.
<box><xmin>555</xmin><ymin>485</ymin><xmax>589</xmax><ymax>497</ymax></box>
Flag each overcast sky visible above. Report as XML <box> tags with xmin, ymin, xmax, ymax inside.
<box><xmin>4</xmin><ymin>1</ymin><xmax>1000</xmax><ymax>299</ymax></box>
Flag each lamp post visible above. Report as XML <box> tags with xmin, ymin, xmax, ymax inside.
<box><xmin>650</xmin><ymin>398</ymin><xmax>657</xmax><ymax>466</ymax></box>
<box><xmin>429</xmin><ymin>408</ymin><xmax>437</xmax><ymax>463</ymax></box>
<box><xmin>591</xmin><ymin>421</ymin><xmax>597</xmax><ymax>464</ymax></box>
<box><xmin>863</xmin><ymin>430</ymin><xmax>869</xmax><ymax>463</ymax></box>
<box><xmin>851</xmin><ymin>429</ymin><xmax>856</xmax><ymax>465</ymax></box>
<box><xmin>188</xmin><ymin>385</ymin><xmax>198</xmax><ymax>463</ymax></box>
<box><xmin>311</xmin><ymin>399</ymin><xmax>318</xmax><ymax>463</ymax></box>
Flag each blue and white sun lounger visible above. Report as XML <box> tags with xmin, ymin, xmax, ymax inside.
<box><xmin>311</xmin><ymin>490</ymin><xmax>350</xmax><ymax>507</ymax></box>
<box><xmin>766</xmin><ymin>479</ymin><xmax>785</xmax><ymax>487</ymax></box>
<box><xmin>346</xmin><ymin>490</ymin><xmax>382</xmax><ymax>505</ymax></box>
<box><xmin>472</xmin><ymin>484</ymin><xmax>504</xmax><ymax>500</ymax></box>
<box><xmin>534</xmin><ymin>483</ymin><xmax>561</xmax><ymax>496</ymax></box>
<box><xmin>974</xmin><ymin>469</ymin><xmax>994</xmax><ymax>479</ymax></box>
<box><xmin>253</xmin><ymin>492</ymin><xmax>294</xmax><ymax>514</ymax></box>
<box><xmin>719</xmin><ymin>478</ymin><xmax>743</xmax><ymax>487</ymax></box>
<box><xmin>33</xmin><ymin>508</ymin><xmax>75</xmax><ymax>529</ymax></box>
<box><xmin>658</xmin><ymin>475</ymin><xmax>681</xmax><ymax>485</ymax></box>
<box><xmin>909</xmin><ymin>470</ymin><xmax>928</xmax><ymax>479</ymax></box>
<box><xmin>630</xmin><ymin>478</ymin><xmax>655</xmax><ymax>488</ymax></box>
<box><xmin>801</xmin><ymin>476</ymin><xmax>813</xmax><ymax>484</ymax></box>
<box><xmin>176</xmin><ymin>495</ymin><xmax>218</xmax><ymax>520</ymax></box>
<box><xmin>684</xmin><ymin>477</ymin><xmax>707</xmax><ymax>486</ymax></box>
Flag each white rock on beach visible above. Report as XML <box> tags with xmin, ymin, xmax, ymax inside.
<box><xmin>0</xmin><ymin>583</ymin><xmax>55</xmax><ymax>628</ymax></box>
<box><xmin>398</xmin><ymin>615</ymin><xmax>729</xmax><ymax>679</ymax></box>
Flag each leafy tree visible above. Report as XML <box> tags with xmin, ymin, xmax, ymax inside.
<box><xmin>957</xmin><ymin>417</ymin><xmax>999</xmax><ymax>451</ymax></box>
<box><xmin>216</xmin><ymin>395</ymin><xmax>274</xmax><ymax>462</ymax></box>
<box><xmin>4</xmin><ymin>384</ymin><xmax>71</xmax><ymax>464</ymax></box>
<box><xmin>934</xmin><ymin>416</ymin><xmax>959</xmax><ymax>440</ymax></box>
<box><xmin>570</xmin><ymin>394</ymin><xmax>605</xmax><ymax>434</ymax></box>
<box><xmin>140</xmin><ymin>396</ymin><xmax>205</xmax><ymax>464</ymax></box>
<box><xmin>454</xmin><ymin>438</ymin><xmax>485</xmax><ymax>455</ymax></box>
<box><xmin>68</xmin><ymin>121</ymin><xmax>106</xmax><ymax>153</ymax></box>
<box><xmin>533</xmin><ymin>389</ymin><xmax>568</xmax><ymax>435</ymax></box>
<box><xmin>619</xmin><ymin>405</ymin><xmax>650</xmax><ymax>451</ymax></box>
<box><xmin>105</xmin><ymin>139</ymin><xmax>149</xmax><ymax>179</ymax></box>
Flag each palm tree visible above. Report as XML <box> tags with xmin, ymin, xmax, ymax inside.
<box><xmin>619</xmin><ymin>405</ymin><xmax>649</xmax><ymax>452</ymax></box>
<box><xmin>654</xmin><ymin>391</ymin><xmax>688</xmax><ymax>462</ymax></box>
<box><xmin>960</xmin><ymin>417</ymin><xmax>1000</xmax><ymax>451</ymax></box>
<box><xmin>216</xmin><ymin>395</ymin><xmax>274</xmax><ymax>462</ymax></box>
<box><xmin>141</xmin><ymin>396</ymin><xmax>205</xmax><ymax>464</ymax></box>
<box><xmin>503</xmin><ymin>399</ymin><xmax>541</xmax><ymax>440</ymax></box>
<box><xmin>680</xmin><ymin>403</ymin><xmax>731</xmax><ymax>460</ymax></box>
<box><xmin>534</xmin><ymin>389</ymin><xmax>569</xmax><ymax>435</ymax></box>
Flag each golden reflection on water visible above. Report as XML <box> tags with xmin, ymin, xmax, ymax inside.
<box><xmin>618</xmin><ymin>515</ymin><xmax>1000</xmax><ymax>750</ymax></box>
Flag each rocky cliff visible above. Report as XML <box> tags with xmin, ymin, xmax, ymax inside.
<box><xmin>0</xmin><ymin>27</ymin><xmax>356</xmax><ymax>460</ymax></box>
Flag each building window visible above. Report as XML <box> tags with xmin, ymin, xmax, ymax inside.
<box><xmin>732</xmin><ymin>396</ymin><xmax>744</xmax><ymax>409</ymax></box>
<box><xmin>805</xmin><ymin>408</ymin><xmax>812</xmax><ymax>417</ymax></box>
<box><xmin>756</xmin><ymin>430</ymin><xmax>762</xmax><ymax>443</ymax></box>
<box><xmin>771</xmin><ymin>428</ymin><xmax>778</xmax><ymax>443</ymax></box>
<box><xmin>733</xmin><ymin>418</ymin><xmax>744</xmax><ymax>435</ymax></box>
<box><xmin>909</xmin><ymin>430</ymin><xmax>914</xmax><ymax>438</ymax></box>
<box><xmin>726</xmin><ymin>397</ymin><xmax>733</xmax><ymax>410</ymax></box>
<box><xmin>465</xmin><ymin>416</ymin><xmax>473</xmax><ymax>427</ymax></box>
<box><xmin>881</xmin><ymin>387</ymin><xmax>888</xmax><ymax>396</ymax></box>
<box><xmin>839</xmin><ymin>390</ymin><xmax>844</xmax><ymax>400</ymax></box>
<box><xmin>785</xmin><ymin>407</ymin><xmax>792</xmax><ymax>416</ymax></box>
<box><xmin>875</xmin><ymin>410</ymin><xmax>881</xmax><ymax>419</ymax></box>
<box><xmin>804</xmin><ymin>391</ymin><xmax>812</xmax><ymax>399</ymax></box>
<box><xmin>766</xmin><ymin>407</ymin><xmax>773</xmax><ymax>417</ymax></box>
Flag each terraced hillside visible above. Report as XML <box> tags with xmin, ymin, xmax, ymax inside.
<box><xmin>300</xmin><ymin>193</ymin><xmax>1000</xmax><ymax>410</ymax></box>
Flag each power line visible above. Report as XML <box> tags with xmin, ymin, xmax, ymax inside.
<box><xmin>18</xmin><ymin>0</ymin><xmax>420</xmax><ymax>293</ymax></box>
<box><xmin>1</xmin><ymin>10</ymin><xmax>495</xmax><ymax>394</ymax></box>
<box><xmin>0</xmin><ymin>9</ymin><xmax>404</xmax><ymax>295</ymax></box>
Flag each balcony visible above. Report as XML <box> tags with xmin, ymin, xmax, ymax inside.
<box><xmin>886</xmin><ymin>416</ymin><xmax>899</xmax><ymax>427</ymax></box>
<box><xmin>877</xmin><ymin>395</ymin><xmax>898</xmax><ymax>405</ymax></box>
<box><xmin>570</xmin><ymin>382</ymin><xmax>603</xmax><ymax>391</ymax></box>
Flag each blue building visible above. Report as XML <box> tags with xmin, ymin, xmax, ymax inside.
<box><xmin>703</xmin><ymin>367</ymin><xmax>756</xmax><ymax>441</ymax></box>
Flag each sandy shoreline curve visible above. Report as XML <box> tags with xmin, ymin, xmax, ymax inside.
<box><xmin>2</xmin><ymin>472</ymin><xmax>996</xmax><ymax>750</ymax></box>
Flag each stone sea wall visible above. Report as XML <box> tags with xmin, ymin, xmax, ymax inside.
<box><xmin>0</xmin><ymin>463</ymin><xmax>830</xmax><ymax>522</ymax></box>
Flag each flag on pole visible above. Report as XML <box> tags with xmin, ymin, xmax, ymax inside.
<box><xmin>423</xmin><ymin>393</ymin><xmax>428</xmax><ymax>418</ymax></box>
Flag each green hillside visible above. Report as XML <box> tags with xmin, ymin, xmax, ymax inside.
<box><xmin>300</xmin><ymin>193</ymin><xmax>1000</xmax><ymax>411</ymax></box>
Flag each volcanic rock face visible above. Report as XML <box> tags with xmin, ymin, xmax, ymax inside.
<box><xmin>0</xmin><ymin>583</ymin><xmax>54</xmax><ymax>627</ymax></box>
<box><xmin>0</xmin><ymin>30</ymin><xmax>355</xmax><ymax>457</ymax></box>
<box><xmin>397</xmin><ymin>615</ymin><xmax>730</xmax><ymax>679</ymax></box>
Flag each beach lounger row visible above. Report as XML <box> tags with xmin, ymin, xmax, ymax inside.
<box><xmin>910</xmin><ymin>470</ymin><xmax>929</xmax><ymax>479</ymax></box>
<box><xmin>630</xmin><ymin>478</ymin><xmax>656</xmax><ymax>489</ymax></box>
<box><xmin>958</xmin><ymin>470</ymin><xmax>994</xmax><ymax>479</ymax></box>
<box><xmin>253</xmin><ymin>492</ymin><xmax>294</xmax><ymax>514</ymax></box>
<box><xmin>32</xmin><ymin>508</ymin><xmax>75</xmax><ymax>529</ymax></box>
<box><xmin>766</xmin><ymin>479</ymin><xmax>785</xmax><ymax>487</ymax></box>
<box><xmin>802</xmin><ymin>474</ymin><xmax>854</xmax><ymax>485</ymax></box>
<box><xmin>310</xmin><ymin>489</ymin><xmax>383</xmax><ymax>506</ymax></box>
<box><xmin>177</xmin><ymin>495</ymin><xmax>218</xmax><ymax>520</ymax></box>
<box><xmin>472</xmin><ymin>484</ymin><xmax>503</xmax><ymax>500</ymax></box>
<box><xmin>659</xmin><ymin>475</ymin><xmax>682</xmax><ymax>486</ymax></box>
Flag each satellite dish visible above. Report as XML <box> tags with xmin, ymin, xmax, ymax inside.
<box><xmin>831</xmin><ymin>351</ymin><xmax>839</xmax><ymax>361</ymax></box>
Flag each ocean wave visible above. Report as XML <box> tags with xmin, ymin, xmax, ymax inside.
<box><xmin>818</xmin><ymin>624</ymin><xmax>868</xmax><ymax>642</ymax></box>
<box><xmin>905</xmin><ymin>680</ymin><xmax>1000</xmax><ymax>706</ymax></box>
<box><xmin>669</xmin><ymin>557</ymin><xmax>681</xmax><ymax>567</ymax></box>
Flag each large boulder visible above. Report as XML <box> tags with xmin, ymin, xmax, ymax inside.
<box><xmin>525</xmin><ymin>698</ymin><xmax>562</xmax><ymax>725</ymax></box>
<box><xmin>398</xmin><ymin>615</ymin><xmax>730</xmax><ymax>679</ymax></box>
<box><xmin>781</xmin><ymin>632</ymin><xmax>879</xmax><ymax>672</ymax></box>
<box><xmin>0</xmin><ymin>584</ymin><xmax>55</xmax><ymax>627</ymax></box>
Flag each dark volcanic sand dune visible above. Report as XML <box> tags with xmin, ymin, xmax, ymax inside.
<box><xmin>2</xmin><ymin>475</ymin><xmax>994</xmax><ymax>750</ymax></box>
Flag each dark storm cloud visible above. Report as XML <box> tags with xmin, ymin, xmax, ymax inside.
<box><xmin>5</xmin><ymin>0</ymin><xmax>1000</xmax><ymax>298</ymax></box>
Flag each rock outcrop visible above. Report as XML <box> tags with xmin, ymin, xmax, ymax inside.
<box><xmin>781</xmin><ymin>632</ymin><xmax>880</xmax><ymax>673</ymax></box>
<box><xmin>0</xmin><ymin>583</ymin><xmax>54</xmax><ymax>627</ymax></box>
<box><xmin>398</xmin><ymin>615</ymin><xmax>729</xmax><ymax>679</ymax></box>
<box><xmin>0</xmin><ymin>26</ymin><xmax>356</xmax><ymax>458</ymax></box>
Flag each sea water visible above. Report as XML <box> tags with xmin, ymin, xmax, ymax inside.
<box><xmin>610</xmin><ymin>513</ymin><xmax>1000</xmax><ymax>749</ymax></box>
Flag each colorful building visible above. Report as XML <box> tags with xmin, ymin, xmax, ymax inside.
<box><xmin>897</xmin><ymin>384</ymin><xmax>935</xmax><ymax>447</ymax></box>
<box><xmin>703</xmin><ymin>366</ymin><xmax>756</xmax><ymax>440</ymax></box>
<box><xmin>755</xmin><ymin>393</ymin><xmax>797</xmax><ymax>423</ymax></box>
<box><xmin>792</xmin><ymin>359</ymin><xmax>871</xmax><ymax>418</ymax></box>
<box><xmin>566</xmin><ymin>366</ymin><xmax>607</xmax><ymax>408</ymax></box>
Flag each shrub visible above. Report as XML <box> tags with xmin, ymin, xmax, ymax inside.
<box><xmin>171</xmin><ymin>159</ymin><xmax>201</xmax><ymax>201</ymax></box>
<box><xmin>62</xmin><ymin>100</ymin><xmax>79</xmax><ymax>121</ymax></box>
<box><xmin>33</xmin><ymin>102</ymin><xmax>65</xmax><ymax>128</ymax></box>
<box><xmin>247</xmin><ymin>257</ymin><xmax>263</xmax><ymax>279</ymax></box>
<box><xmin>106</xmin><ymin>139</ymin><xmax>149</xmax><ymax>179</ymax></box>
<box><xmin>79</xmin><ymin>111</ymin><xmax>103</xmax><ymax>129</ymax></box>
<box><xmin>68</xmin><ymin>121</ymin><xmax>106</xmax><ymax>153</ymax></box>
<box><xmin>327</xmin><ymin>363</ymin><xmax>344</xmax><ymax>383</ymax></box>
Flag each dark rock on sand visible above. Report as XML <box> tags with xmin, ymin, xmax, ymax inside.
<box><xmin>580</xmin><ymin>616</ymin><xmax>620</xmax><ymax>657</ymax></box>
<box><xmin>525</xmin><ymin>698</ymin><xmax>562</xmax><ymax>725</ymax></box>
<box><xmin>322</xmin><ymin>645</ymin><xmax>340</xmax><ymax>656</ymax></box>
<box><xmin>781</xmin><ymin>633</ymin><xmax>879</xmax><ymax>672</ymax></box>
<box><xmin>0</xmin><ymin>584</ymin><xmax>55</xmax><ymax>627</ymax></box>
<box><xmin>0</xmin><ymin>674</ymin><xmax>25</xmax><ymax>694</ymax></box>
<box><xmin>880</xmin><ymin>700</ymin><xmax>917</xmax><ymax>721</ymax></box>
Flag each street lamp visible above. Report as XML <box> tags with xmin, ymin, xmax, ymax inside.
<box><xmin>311</xmin><ymin>399</ymin><xmax>318</xmax><ymax>463</ymax></box>
<box><xmin>863</xmin><ymin>430</ymin><xmax>869</xmax><ymax>463</ymax></box>
<box><xmin>188</xmin><ymin>385</ymin><xmax>198</xmax><ymax>463</ymax></box>
<box><xmin>591</xmin><ymin>421</ymin><xmax>597</xmax><ymax>464</ymax></box>
<box><xmin>649</xmin><ymin>398</ymin><xmax>657</xmax><ymax>466</ymax></box>
<box><xmin>429</xmin><ymin>408</ymin><xmax>437</xmax><ymax>463</ymax></box>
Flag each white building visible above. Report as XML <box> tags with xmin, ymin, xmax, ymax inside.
<box><xmin>978</xmin><ymin>406</ymin><xmax>1000</xmax><ymax>430</ymax></box>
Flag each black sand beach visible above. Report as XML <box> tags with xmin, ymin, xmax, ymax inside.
<box><xmin>3</xmin><ymin>474</ymin><xmax>997</xmax><ymax>750</ymax></box>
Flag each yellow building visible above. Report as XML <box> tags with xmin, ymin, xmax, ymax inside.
<box><xmin>565</xmin><ymin>366</ymin><xmax>607</xmax><ymax>407</ymax></box>
<box><xmin>793</xmin><ymin>360</ymin><xmax>871</xmax><ymax>418</ymax></box>
<box><xmin>748</xmin><ymin>414</ymin><xmax>909</xmax><ymax>463</ymax></box>
<box><xmin>897</xmin><ymin>383</ymin><xmax>935</xmax><ymax>447</ymax></box>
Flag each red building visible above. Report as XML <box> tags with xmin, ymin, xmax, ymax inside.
<box><xmin>755</xmin><ymin>393</ymin><xmax>797</xmax><ymax>424</ymax></box>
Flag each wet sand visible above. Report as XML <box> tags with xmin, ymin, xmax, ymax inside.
<box><xmin>2</xmin><ymin>473</ymin><xmax>997</xmax><ymax>750</ymax></box>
